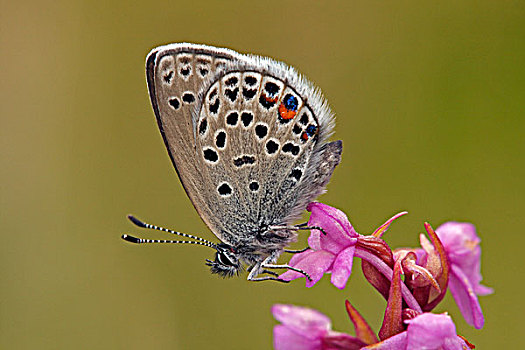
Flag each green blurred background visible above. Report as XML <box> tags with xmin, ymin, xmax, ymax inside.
<box><xmin>2</xmin><ymin>0</ymin><xmax>523</xmax><ymax>348</ymax></box>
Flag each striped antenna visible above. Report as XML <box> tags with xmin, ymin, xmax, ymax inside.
<box><xmin>123</xmin><ymin>215</ymin><xmax>217</xmax><ymax>249</ymax></box>
<box><xmin>121</xmin><ymin>234</ymin><xmax>216</xmax><ymax>248</ymax></box>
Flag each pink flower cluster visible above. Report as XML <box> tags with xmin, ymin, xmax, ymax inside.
<box><xmin>273</xmin><ymin>203</ymin><xmax>492</xmax><ymax>349</ymax></box>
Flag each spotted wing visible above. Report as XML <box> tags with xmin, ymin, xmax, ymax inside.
<box><xmin>193</xmin><ymin>55</ymin><xmax>342</xmax><ymax>246</ymax></box>
<box><xmin>146</xmin><ymin>43</ymin><xmax>248</xmax><ymax>238</ymax></box>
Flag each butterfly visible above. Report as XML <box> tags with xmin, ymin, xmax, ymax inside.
<box><xmin>122</xmin><ymin>43</ymin><xmax>342</xmax><ymax>282</ymax></box>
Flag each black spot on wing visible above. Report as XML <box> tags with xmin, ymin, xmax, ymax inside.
<box><xmin>242</xmin><ymin>88</ymin><xmax>257</xmax><ymax>100</ymax></box>
<box><xmin>209</xmin><ymin>99</ymin><xmax>220</xmax><ymax>114</ymax></box>
<box><xmin>233</xmin><ymin>155</ymin><xmax>255</xmax><ymax>167</ymax></box>
<box><xmin>168</xmin><ymin>97</ymin><xmax>180</xmax><ymax>110</ymax></box>
<box><xmin>249</xmin><ymin>181</ymin><xmax>259</xmax><ymax>191</ymax></box>
<box><xmin>282</xmin><ymin>143</ymin><xmax>300</xmax><ymax>156</ymax></box>
<box><xmin>282</xmin><ymin>143</ymin><xmax>293</xmax><ymax>153</ymax></box>
<box><xmin>163</xmin><ymin>71</ymin><xmax>174</xmax><ymax>83</ymax></box>
<box><xmin>180</xmin><ymin>67</ymin><xmax>191</xmax><ymax>76</ymax></box>
<box><xmin>255</xmin><ymin>124</ymin><xmax>268</xmax><ymax>139</ymax></box>
<box><xmin>182</xmin><ymin>92</ymin><xmax>195</xmax><ymax>104</ymax></box>
<box><xmin>225</xmin><ymin>88</ymin><xmax>239</xmax><ymax>102</ymax></box>
<box><xmin>244</xmin><ymin>76</ymin><xmax>257</xmax><ymax>86</ymax></box>
<box><xmin>225</xmin><ymin>77</ymin><xmax>238</xmax><ymax>86</ymax></box>
<box><xmin>241</xmin><ymin>112</ymin><xmax>253</xmax><ymax>127</ymax></box>
<box><xmin>215</xmin><ymin>131</ymin><xmax>226</xmax><ymax>149</ymax></box>
<box><xmin>299</xmin><ymin>113</ymin><xmax>309</xmax><ymax>125</ymax></box>
<box><xmin>226</xmin><ymin>112</ymin><xmax>239</xmax><ymax>126</ymax></box>
<box><xmin>290</xmin><ymin>169</ymin><xmax>302</xmax><ymax>181</ymax></box>
<box><xmin>199</xmin><ymin>119</ymin><xmax>207</xmax><ymax>135</ymax></box>
<box><xmin>259</xmin><ymin>95</ymin><xmax>275</xmax><ymax>109</ymax></box>
<box><xmin>264</xmin><ymin>82</ymin><xmax>279</xmax><ymax>96</ymax></box>
<box><xmin>218</xmin><ymin>183</ymin><xmax>232</xmax><ymax>196</ymax></box>
<box><xmin>203</xmin><ymin>148</ymin><xmax>219</xmax><ymax>163</ymax></box>
<box><xmin>265</xmin><ymin>140</ymin><xmax>279</xmax><ymax>154</ymax></box>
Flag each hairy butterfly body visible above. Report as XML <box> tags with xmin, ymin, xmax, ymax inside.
<box><xmin>123</xmin><ymin>43</ymin><xmax>342</xmax><ymax>282</ymax></box>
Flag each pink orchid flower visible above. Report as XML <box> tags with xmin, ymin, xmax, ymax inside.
<box><xmin>280</xmin><ymin>203</ymin><xmax>423</xmax><ymax>312</ymax></box>
<box><xmin>279</xmin><ymin>202</ymin><xmax>359</xmax><ymax>289</ymax></box>
<box><xmin>280</xmin><ymin>203</ymin><xmax>408</xmax><ymax>291</ymax></box>
<box><xmin>364</xmin><ymin>313</ymin><xmax>471</xmax><ymax>350</ymax></box>
<box><xmin>435</xmin><ymin>222</ymin><xmax>493</xmax><ymax>329</ymax></box>
<box><xmin>273</xmin><ymin>302</ymin><xmax>473</xmax><ymax>350</ymax></box>
<box><xmin>272</xmin><ymin>304</ymin><xmax>365</xmax><ymax>350</ymax></box>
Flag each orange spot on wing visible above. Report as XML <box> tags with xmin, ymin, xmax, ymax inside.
<box><xmin>278</xmin><ymin>104</ymin><xmax>297</xmax><ymax>120</ymax></box>
<box><xmin>264</xmin><ymin>94</ymin><xmax>278</xmax><ymax>103</ymax></box>
<box><xmin>301</xmin><ymin>132</ymin><xmax>309</xmax><ymax>141</ymax></box>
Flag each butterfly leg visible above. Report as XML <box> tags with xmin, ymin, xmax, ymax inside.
<box><xmin>284</xmin><ymin>247</ymin><xmax>310</xmax><ymax>254</ymax></box>
<box><xmin>261</xmin><ymin>263</ymin><xmax>312</xmax><ymax>281</ymax></box>
<box><xmin>262</xmin><ymin>269</ymin><xmax>280</xmax><ymax>277</ymax></box>
<box><xmin>247</xmin><ymin>265</ymin><xmax>278</xmax><ymax>276</ymax></box>
<box><xmin>259</xmin><ymin>251</ymin><xmax>313</xmax><ymax>281</ymax></box>
<box><xmin>247</xmin><ymin>262</ymin><xmax>288</xmax><ymax>282</ymax></box>
<box><xmin>248</xmin><ymin>276</ymin><xmax>290</xmax><ymax>283</ymax></box>
<box><xmin>269</xmin><ymin>224</ymin><xmax>327</xmax><ymax>235</ymax></box>
<box><xmin>296</xmin><ymin>223</ymin><xmax>327</xmax><ymax>235</ymax></box>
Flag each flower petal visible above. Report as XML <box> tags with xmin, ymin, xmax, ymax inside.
<box><xmin>274</xmin><ymin>324</ymin><xmax>322</xmax><ymax>350</ymax></box>
<box><xmin>475</xmin><ymin>284</ymin><xmax>494</xmax><ymax>296</ymax></box>
<box><xmin>434</xmin><ymin>222</ymin><xmax>491</xmax><ymax>328</ymax></box>
<box><xmin>358</xmin><ymin>236</ymin><xmax>396</xmax><ymax>301</ymax></box>
<box><xmin>286</xmin><ymin>249</ymin><xmax>314</xmax><ymax>267</ymax></box>
<box><xmin>272</xmin><ymin>304</ymin><xmax>331</xmax><ymax>340</ymax></box>
<box><xmin>435</xmin><ymin>222</ymin><xmax>492</xmax><ymax>297</ymax></box>
<box><xmin>422</xmin><ymin>224</ymin><xmax>450</xmax><ymax>311</ymax></box>
<box><xmin>345</xmin><ymin>300</ymin><xmax>379</xmax><ymax>345</ymax></box>
<box><xmin>378</xmin><ymin>261</ymin><xmax>404</xmax><ymax>340</ymax></box>
<box><xmin>361</xmin><ymin>332</ymin><xmax>408</xmax><ymax>349</ymax></box>
<box><xmin>322</xmin><ymin>331</ymin><xmax>368</xmax><ymax>350</ymax></box>
<box><xmin>401</xmin><ymin>253</ymin><xmax>440</xmax><ymax>292</ymax></box>
<box><xmin>356</xmin><ymin>248</ymin><xmax>423</xmax><ymax>313</ymax></box>
<box><xmin>308</xmin><ymin>229</ymin><xmax>322</xmax><ymax>251</ymax></box>
<box><xmin>330</xmin><ymin>245</ymin><xmax>356</xmax><ymax>289</ymax></box>
<box><xmin>280</xmin><ymin>250</ymin><xmax>335</xmax><ymax>287</ymax></box>
<box><xmin>405</xmin><ymin>313</ymin><xmax>465</xmax><ymax>350</ymax></box>
<box><xmin>307</xmin><ymin>202</ymin><xmax>358</xmax><ymax>254</ymax></box>
<box><xmin>372</xmin><ymin>211</ymin><xmax>408</xmax><ymax>238</ymax></box>
<box><xmin>449</xmin><ymin>265</ymin><xmax>485</xmax><ymax>329</ymax></box>
<box><xmin>435</xmin><ymin>222</ymin><xmax>479</xmax><ymax>262</ymax></box>
<box><xmin>307</xmin><ymin>202</ymin><xmax>355</xmax><ymax>234</ymax></box>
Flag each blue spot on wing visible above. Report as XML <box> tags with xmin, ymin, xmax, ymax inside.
<box><xmin>283</xmin><ymin>94</ymin><xmax>298</xmax><ymax>111</ymax></box>
<box><xmin>306</xmin><ymin>125</ymin><xmax>317</xmax><ymax>136</ymax></box>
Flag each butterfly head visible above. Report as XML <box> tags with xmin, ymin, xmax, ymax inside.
<box><xmin>206</xmin><ymin>243</ymin><xmax>242</xmax><ymax>278</ymax></box>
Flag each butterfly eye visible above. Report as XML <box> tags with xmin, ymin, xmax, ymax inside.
<box><xmin>217</xmin><ymin>251</ymin><xmax>235</xmax><ymax>267</ymax></box>
<box><xmin>207</xmin><ymin>247</ymin><xmax>241</xmax><ymax>278</ymax></box>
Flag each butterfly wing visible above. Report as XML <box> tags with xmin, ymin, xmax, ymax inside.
<box><xmin>146</xmin><ymin>43</ymin><xmax>247</xmax><ymax>237</ymax></box>
<box><xmin>192</xmin><ymin>54</ymin><xmax>342</xmax><ymax>247</ymax></box>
